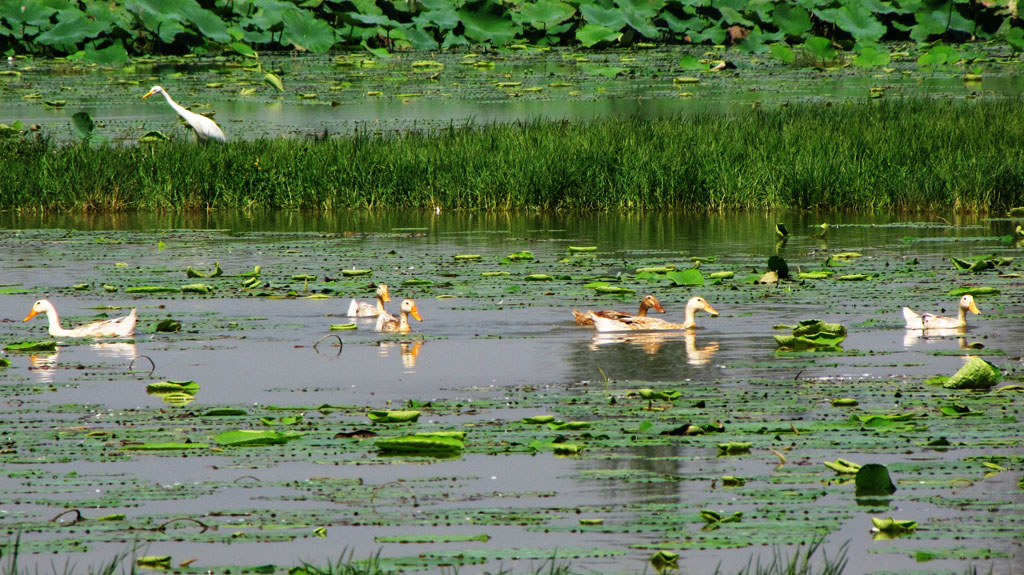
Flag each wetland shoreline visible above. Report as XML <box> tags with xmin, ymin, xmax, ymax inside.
<box><xmin>3</xmin><ymin>98</ymin><xmax>1022</xmax><ymax>213</ymax></box>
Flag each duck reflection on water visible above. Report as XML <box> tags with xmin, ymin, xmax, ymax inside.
<box><xmin>377</xmin><ymin>339</ymin><xmax>424</xmax><ymax>369</ymax></box>
<box><xmin>590</xmin><ymin>331</ymin><xmax>719</xmax><ymax>365</ymax></box>
<box><xmin>28</xmin><ymin>352</ymin><xmax>59</xmax><ymax>384</ymax></box>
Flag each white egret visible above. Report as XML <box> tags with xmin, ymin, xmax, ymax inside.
<box><xmin>142</xmin><ymin>85</ymin><xmax>226</xmax><ymax>142</ymax></box>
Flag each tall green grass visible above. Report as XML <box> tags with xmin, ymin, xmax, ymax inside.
<box><xmin>2</xmin><ymin>99</ymin><xmax>1021</xmax><ymax>213</ymax></box>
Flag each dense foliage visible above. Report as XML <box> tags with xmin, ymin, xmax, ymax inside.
<box><xmin>2</xmin><ymin>99</ymin><xmax>1021</xmax><ymax>212</ymax></box>
<box><xmin>2</xmin><ymin>0</ymin><xmax>1023</xmax><ymax>64</ymax></box>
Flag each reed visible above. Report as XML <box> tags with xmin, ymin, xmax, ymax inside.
<box><xmin>2</xmin><ymin>99</ymin><xmax>1022</xmax><ymax>213</ymax></box>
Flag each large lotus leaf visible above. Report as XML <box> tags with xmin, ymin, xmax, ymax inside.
<box><xmin>918</xmin><ymin>45</ymin><xmax>962</xmax><ymax>67</ymax></box>
<box><xmin>349</xmin><ymin>0</ymin><xmax>384</xmax><ymax>16</ymax></box>
<box><xmin>911</xmin><ymin>3</ymin><xmax>974</xmax><ymax>41</ymax></box>
<box><xmin>214</xmin><ymin>429</ymin><xmax>303</xmax><ymax>446</ymax></box>
<box><xmin>442</xmin><ymin>30</ymin><xmax>471</xmax><ymax>49</ymax></box>
<box><xmin>717</xmin><ymin>6</ymin><xmax>754</xmax><ymax>27</ymax></box>
<box><xmin>660</xmin><ymin>12</ymin><xmax>705</xmax><ymax>35</ymax></box>
<box><xmin>770</xmin><ymin>43</ymin><xmax>795</xmax><ymax>63</ymax></box>
<box><xmin>349</xmin><ymin>12</ymin><xmax>400</xmax><ymax>27</ymax></box>
<box><xmin>0</xmin><ymin>1</ymin><xmax>56</xmax><ymax>27</ymax></box>
<box><xmin>853</xmin><ymin>44</ymin><xmax>891</xmax><ymax>67</ymax></box>
<box><xmin>181</xmin><ymin>2</ymin><xmax>230</xmax><ymax>43</ymax></box>
<box><xmin>84</xmin><ymin>2</ymin><xmax>135</xmax><ymax>32</ymax></box>
<box><xmin>402</xmin><ymin>23</ymin><xmax>439</xmax><ymax>50</ymax></box>
<box><xmin>413</xmin><ymin>8</ymin><xmax>461</xmax><ymax>30</ymax></box>
<box><xmin>84</xmin><ymin>40</ymin><xmax>129</xmax><ymax>66</ymax></box>
<box><xmin>821</xmin><ymin>5</ymin><xmax>885</xmax><ymax>43</ymax></box>
<box><xmin>579</xmin><ymin>3</ymin><xmax>627</xmax><ymax>30</ymax></box>
<box><xmin>125</xmin><ymin>0</ymin><xmax>186</xmax><ymax>43</ymax></box>
<box><xmin>458</xmin><ymin>5</ymin><xmax>519</xmax><ymax>45</ymax></box>
<box><xmin>36</xmin><ymin>9</ymin><xmax>108</xmax><ymax>50</ymax></box>
<box><xmin>737</xmin><ymin>26</ymin><xmax>783</xmax><ymax>53</ymax></box>
<box><xmin>772</xmin><ymin>3</ymin><xmax>812</xmax><ymax>36</ymax></box>
<box><xmin>1004</xmin><ymin>26</ymin><xmax>1024</xmax><ymax>52</ymax></box>
<box><xmin>943</xmin><ymin>357</ymin><xmax>1001</xmax><ymax>390</ymax></box>
<box><xmin>576</xmin><ymin>23</ymin><xmax>619</xmax><ymax>47</ymax></box>
<box><xmin>665</xmin><ymin>269</ymin><xmax>704</xmax><ymax>286</ymax></box>
<box><xmin>520</xmin><ymin>0</ymin><xmax>576</xmax><ymax>31</ymax></box>
<box><xmin>282</xmin><ymin>9</ymin><xmax>334</xmax><ymax>52</ymax></box>
<box><xmin>246</xmin><ymin>0</ymin><xmax>295</xmax><ymax>31</ymax></box>
<box><xmin>617</xmin><ymin>0</ymin><xmax>663</xmax><ymax>38</ymax></box>
<box><xmin>854</xmin><ymin>463</ymin><xmax>896</xmax><ymax>497</ymax></box>
<box><xmin>802</xmin><ymin>35</ymin><xmax>837</xmax><ymax>63</ymax></box>
<box><xmin>71</xmin><ymin>111</ymin><xmax>95</xmax><ymax>140</ymax></box>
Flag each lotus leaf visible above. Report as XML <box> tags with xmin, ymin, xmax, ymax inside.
<box><xmin>186</xmin><ymin>262</ymin><xmax>222</xmax><ymax>278</ymax></box>
<box><xmin>547</xmin><ymin>421</ymin><xmax>590</xmax><ymax>431</ymax></box>
<box><xmin>579</xmin><ymin>518</ymin><xmax>604</xmax><ymax>525</ymax></box>
<box><xmin>522</xmin><ymin>415</ymin><xmax>555</xmax><ymax>424</ymax></box>
<box><xmin>181</xmin><ymin>283</ymin><xmax>212</xmax><ymax>293</ymax></box>
<box><xmin>329</xmin><ymin>323</ymin><xmax>357</xmax><ymax>330</ymax></box>
<box><xmin>341</xmin><ymin>269</ymin><xmax>372</xmax><ymax>276</ymax></box>
<box><xmin>824</xmin><ymin>458</ymin><xmax>862</xmax><ymax>474</ymax></box>
<box><xmin>567</xmin><ymin>246</ymin><xmax>596</xmax><ymax>252</ymax></box>
<box><xmin>650</xmin><ymin>550</ymin><xmax>678</xmax><ymax>573</ymax></box>
<box><xmin>854</xmin><ymin>463</ymin><xmax>896</xmax><ymax>496</ymax></box>
<box><xmin>375</xmin><ymin>434</ymin><xmax>464</xmax><ymax>454</ymax></box>
<box><xmin>716</xmin><ymin>442</ymin><xmax>752</xmax><ymax>455</ymax></box>
<box><xmin>4</xmin><ymin>341</ymin><xmax>57</xmax><ymax>352</ymax></box>
<box><xmin>136</xmin><ymin>556</ymin><xmax>172</xmax><ymax>568</ymax></box>
<box><xmin>146</xmin><ymin>381</ymin><xmax>199</xmax><ymax>395</ymax></box>
<box><xmin>665</xmin><ymin>269</ymin><xmax>704</xmax><ymax>286</ymax></box>
<box><xmin>504</xmin><ymin>251</ymin><xmax>534</xmax><ymax>261</ymax></box>
<box><xmin>871</xmin><ymin>517</ymin><xmax>917</xmax><ymax>533</ymax></box>
<box><xmin>721</xmin><ymin>476</ymin><xmax>745</xmax><ymax>486</ymax></box>
<box><xmin>524</xmin><ymin>274</ymin><xmax>554</xmax><ymax>281</ymax></box>
<box><xmin>699</xmin><ymin>510</ymin><xmax>743</xmax><ymax>524</ymax></box>
<box><xmin>126</xmin><ymin>286</ymin><xmax>179</xmax><ymax>293</ymax></box>
<box><xmin>798</xmin><ymin>270</ymin><xmax>832</xmax><ymax>280</ymax></box>
<box><xmin>709</xmin><ymin>271</ymin><xmax>734</xmax><ymax>279</ymax></box>
<box><xmin>367</xmin><ymin>410</ymin><xmax>421</xmax><ymax>423</ymax></box>
<box><xmin>943</xmin><ymin>357</ymin><xmax>1001</xmax><ymax>390</ymax></box>
<box><xmin>948</xmin><ymin>286</ymin><xmax>1000</xmax><ymax>296</ymax></box>
<box><xmin>0</xmin><ymin>358</ymin><xmax>9</xmax><ymax>367</ymax></box>
<box><xmin>124</xmin><ymin>442</ymin><xmax>209</xmax><ymax>451</ymax></box>
<box><xmin>454</xmin><ymin>254</ymin><xmax>481</xmax><ymax>260</ymax></box>
<box><xmin>593</xmin><ymin>285</ymin><xmax>634</xmax><ymax>294</ymax></box>
<box><xmin>213</xmin><ymin>429</ymin><xmax>303</xmax><ymax>446</ymax></box>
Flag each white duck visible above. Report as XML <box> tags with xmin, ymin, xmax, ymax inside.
<box><xmin>24</xmin><ymin>299</ymin><xmax>137</xmax><ymax>338</ymax></box>
<box><xmin>375</xmin><ymin>299</ymin><xmax>422</xmax><ymax>333</ymax></box>
<box><xmin>348</xmin><ymin>284</ymin><xmax>391</xmax><ymax>317</ymax></box>
<box><xmin>903</xmin><ymin>294</ymin><xmax>980</xmax><ymax>330</ymax></box>
<box><xmin>588</xmin><ymin>296</ymin><xmax>718</xmax><ymax>332</ymax></box>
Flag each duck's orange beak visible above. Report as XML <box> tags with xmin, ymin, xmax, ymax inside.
<box><xmin>23</xmin><ymin>309</ymin><xmax>38</xmax><ymax>322</ymax></box>
<box><xmin>381</xmin><ymin>287</ymin><xmax>391</xmax><ymax>303</ymax></box>
<box><xmin>410</xmin><ymin>305</ymin><xmax>423</xmax><ymax>322</ymax></box>
<box><xmin>968</xmin><ymin>300</ymin><xmax>980</xmax><ymax>315</ymax></box>
<box><xmin>651</xmin><ymin>300</ymin><xmax>665</xmax><ymax>313</ymax></box>
<box><xmin>703</xmin><ymin>303</ymin><xmax>719</xmax><ymax>317</ymax></box>
<box><xmin>142</xmin><ymin>89</ymin><xmax>156</xmax><ymax>99</ymax></box>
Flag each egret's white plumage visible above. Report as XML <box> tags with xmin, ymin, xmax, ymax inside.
<box><xmin>143</xmin><ymin>85</ymin><xmax>226</xmax><ymax>142</ymax></box>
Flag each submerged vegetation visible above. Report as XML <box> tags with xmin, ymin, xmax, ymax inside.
<box><xmin>2</xmin><ymin>98</ymin><xmax>1023</xmax><ymax>213</ymax></box>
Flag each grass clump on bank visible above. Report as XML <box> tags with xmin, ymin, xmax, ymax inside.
<box><xmin>2</xmin><ymin>98</ymin><xmax>1022</xmax><ymax>213</ymax></box>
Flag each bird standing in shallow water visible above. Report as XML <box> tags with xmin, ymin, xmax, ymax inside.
<box><xmin>143</xmin><ymin>85</ymin><xmax>226</xmax><ymax>143</ymax></box>
<box><xmin>24</xmin><ymin>299</ymin><xmax>137</xmax><ymax>338</ymax></box>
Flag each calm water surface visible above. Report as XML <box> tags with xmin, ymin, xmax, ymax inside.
<box><xmin>0</xmin><ymin>211</ymin><xmax>1021</xmax><ymax>574</ymax></box>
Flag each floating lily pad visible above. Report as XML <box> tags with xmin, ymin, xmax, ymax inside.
<box><xmin>855</xmin><ymin>463</ymin><xmax>896</xmax><ymax>496</ymax></box>
<box><xmin>4</xmin><ymin>341</ymin><xmax>57</xmax><ymax>352</ymax></box>
<box><xmin>367</xmin><ymin>410</ymin><xmax>421</xmax><ymax>423</ymax></box>
<box><xmin>872</xmin><ymin>517</ymin><xmax>917</xmax><ymax>534</ymax></box>
<box><xmin>943</xmin><ymin>357</ymin><xmax>1001</xmax><ymax>390</ymax></box>
<box><xmin>665</xmin><ymin>269</ymin><xmax>704</xmax><ymax>286</ymax></box>
<box><xmin>341</xmin><ymin>269</ymin><xmax>372</xmax><ymax>276</ymax></box>
<box><xmin>146</xmin><ymin>380</ymin><xmax>199</xmax><ymax>395</ymax></box>
<box><xmin>375</xmin><ymin>434</ymin><xmax>464</xmax><ymax>454</ymax></box>
<box><xmin>329</xmin><ymin>323</ymin><xmax>357</xmax><ymax>330</ymax></box>
<box><xmin>186</xmin><ymin>262</ymin><xmax>222</xmax><ymax>278</ymax></box>
<box><xmin>213</xmin><ymin>430</ymin><xmax>303</xmax><ymax>446</ymax></box>
<box><xmin>125</xmin><ymin>286</ymin><xmax>179</xmax><ymax>293</ymax></box>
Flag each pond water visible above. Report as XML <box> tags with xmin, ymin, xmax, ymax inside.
<box><xmin>5</xmin><ymin>49</ymin><xmax>1024</xmax><ymax>141</ymax></box>
<box><xmin>0</xmin><ymin>211</ymin><xmax>1021</xmax><ymax>575</ymax></box>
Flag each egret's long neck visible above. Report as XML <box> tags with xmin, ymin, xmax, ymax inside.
<box><xmin>43</xmin><ymin>307</ymin><xmax>69</xmax><ymax>337</ymax></box>
<box><xmin>159</xmin><ymin>90</ymin><xmax>190</xmax><ymax>118</ymax></box>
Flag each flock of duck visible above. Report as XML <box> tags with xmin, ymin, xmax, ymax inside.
<box><xmin>21</xmin><ymin>290</ymin><xmax>982</xmax><ymax>339</ymax></box>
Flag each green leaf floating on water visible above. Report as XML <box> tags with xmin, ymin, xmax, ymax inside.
<box><xmin>454</xmin><ymin>254</ymin><xmax>482</xmax><ymax>260</ymax></box>
<box><xmin>181</xmin><ymin>283</ymin><xmax>212</xmax><ymax>293</ymax></box>
<box><xmin>547</xmin><ymin>421</ymin><xmax>590</xmax><ymax>431</ymax></box>
<box><xmin>375</xmin><ymin>434</ymin><xmax>465</xmax><ymax>454</ymax></box>
<box><xmin>871</xmin><ymin>517</ymin><xmax>917</xmax><ymax>533</ymax></box>
<box><xmin>291</xmin><ymin>274</ymin><xmax>317</xmax><ymax>281</ymax></box>
<box><xmin>203</xmin><ymin>408</ymin><xmax>247</xmax><ymax>416</ymax></box>
<box><xmin>593</xmin><ymin>285</ymin><xmax>635</xmax><ymax>294</ymax></box>
<box><xmin>503</xmin><ymin>251</ymin><xmax>534</xmax><ymax>261</ymax></box>
<box><xmin>146</xmin><ymin>380</ymin><xmax>199</xmax><ymax>395</ymax></box>
<box><xmin>824</xmin><ymin>458</ymin><xmax>862</xmax><ymax>474</ymax></box>
<box><xmin>528</xmin><ymin>440</ymin><xmax>584</xmax><ymax>455</ymax></box>
<box><xmin>136</xmin><ymin>556</ymin><xmax>172</xmax><ymax>568</ymax></box>
<box><xmin>126</xmin><ymin>286</ymin><xmax>179</xmax><ymax>293</ymax></box>
<box><xmin>329</xmin><ymin>323</ymin><xmax>357</xmax><ymax>330</ymax></box>
<box><xmin>798</xmin><ymin>270</ymin><xmax>833</xmax><ymax>280</ymax></box>
<box><xmin>717</xmin><ymin>442</ymin><xmax>752</xmax><ymax>455</ymax></box>
<box><xmin>721</xmin><ymin>476</ymin><xmax>746</xmax><ymax>486</ymax></box>
<box><xmin>948</xmin><ymin>286</ymin><xmax>1000</xmax><ymax>296</ymax></box>
<box><xmin>638</xmin><ymin>389</ymin><xmax>681</xmax><ymax>401</ymax></box>
<box><xmin>341</xmin><ymin>269</ymin><xmax>372</xmax><ymax>276</ymax></box>
<box><xmin>943</xmin><ymin>357</ymin><xmax>1001</xmax><ymax>390</ymax></box>
<box><xmin>650</xmin><ymin>550</ymin><xmax>678</xmax><ymax>573</ymax></box>
<box><xmin>367</xmin><ymin>410</ymin><xmax>421</xmax><ymax>423</ymax></box>
<box><xmin>154</xmin><ymin>319</ymin><xmax>182</xmax><ymax>332</ymax></box>
<box><xmin>124</xmin><ymin>442</ymin><xmax>209</xmax><ymax>451</ymax></box>
<box><xmin>213</xmin><ymin>430</ymin><xmax>303</xmax><ymax>446</ymax></box>
<box><xmin>376</xmin><ymin>533</ymin><xmax>490</xmax><ymax>543</ymax></box>
<box><xmin>481</xmin><ymin>271</ymin><xmax>510</xmax><ymax>277</ymax></box>
<box><xmin>709</xmin><ymin>271</ymin><xmax>734</xmax><ymax>279</ymax></box>
<box><xmin>521</xmin><ymin>415</ymin><xmax>556</xmax><ymax>424</ymax></box>
<box><xmin>186</xmin><ymin>262</ymin><xmax>222</xmax><ymax>278</ymax></box>
<box><xmin>524</xmin><ymin>274</ymin><xmax>554</xmax><ymax>281</ymax></box>
<box><xmin>775</xmin><ymin>319</ymin><xmax>847</xmax><ymax>351</ymax></box>
<box><xmin>0</xmin><ymin>358</ymin><xmax>10</xmax><ymax>367</ymax></box>
<box><xmin>402</xmin><ymin>279</ymin><xmax>433</xmax><ymax>286</ymax></box>
<box><xmin>700</xmin><ymin>510</ymin><xmax>743</xmax><ymax>524</ymax></box>
<box><xmin>567</xmin><ymin>246</ymin><xmax>597</xmax><ymax>252</ymax></box>
<box><xmin>4</xmin><ymin>341</ymin><xmax>58</xmax><ymax>352</ymax></box>
<box><xmin>665</xmin><ymin>269</ymin><xmax>704</xmax><ymax>286</ymax></box>
<box><xmin>855</xmin><ymin>463</ymin><xmax>896</xmax><ymax>496</ymax></box>
<box><xmin>831</xmin><ymin>398</ymin><xmax>858</xmax><ymax>407</ymax></box>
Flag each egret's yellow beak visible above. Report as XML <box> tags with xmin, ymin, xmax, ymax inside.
<box><xmin>23</xmin><ymin>309</ymin><xmax>38</xmax><ymax>322</ymax></box>
<box><xmin>410</xmin><ymin>305</ymin><xmax>423</xmax><ymax>322</ymax></box>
